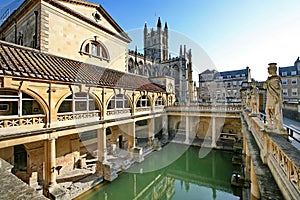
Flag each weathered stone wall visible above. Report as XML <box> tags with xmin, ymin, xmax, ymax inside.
<box><xmin>0</xmin><ymin>146</ymin><xmax>14</xmax><ymax>164</ymax></box>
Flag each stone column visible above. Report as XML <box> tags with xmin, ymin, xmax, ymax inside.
<box><xmin>44</xmin><ymin>138</ymin><xmax>57</xmax><ymax>187</ymax></box>
<box><xmin>96</xmin><ymin>127</ymin><xmax>107</xmax><ymax>177</ymax></box>
<box><xmin>49</xmin><ymin>138</ymin><xmax>56</xmax><ymax>186</ymax></box>
<box><xmin>211</xmin><ymin>117</ymin><xmax>216</xmax><ymax>148</ymax></box>
<box><xmin>97</xmin><ymin>127</ymin><xmax>107</xmax><ymax>162</ymax></box>
<box><xmin>148</xmin><ymin>118</ymin><xmax>155</xmax><ymax>146</ymax></box>
<box><xmin>162</xmin><ymin>114</ymin><xmax>168</xmax><ymax>139</ymax></box>
<box><xmin>185</xmin><ymin>115</ymin><xmax>189</xmax><ymax>143</ymax></box>
<box><xmin>250</xmin><ymin>161</ymin><xmax>260</xmax><ymax>199</ymax></box>
<box><xmin>128</xmin><ymin>122</ymin><xmax>136</xmax><ymax>149</ymax></box>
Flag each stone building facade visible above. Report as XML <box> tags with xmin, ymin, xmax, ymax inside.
<box><xmin>279</xmin><ymin>58</ymin><xmax>300</xmax><ymax>121</ymax></box>
<box><xmin>279</xmin><ymin>58</ymin><xmax>300</xmax><ymax>103</ymax></box>
<box><xmin>0</xmin><ymin>0</ymin><xmax>175</xmax><ymax>197</ymax></box>
<box><xmin>198</xmin><ymin>67</ymin><xmax>251</xmax><ymax>104</ymax></box>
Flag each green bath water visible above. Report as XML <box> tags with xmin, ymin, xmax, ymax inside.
<box><xmin>78</xmin><ymin>143</ymin><xmax>241</xmax><ymax>200</ymax></box>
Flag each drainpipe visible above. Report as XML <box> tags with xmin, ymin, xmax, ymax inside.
<box><xmin>34</xmin><ymin>11</ymin><xmax>38</xmax><ymax>49</ymax></box>
<box><xmin>14</xmin><ymin>22</ymin><xmax>17</xmax><ymax>44</ymax></box>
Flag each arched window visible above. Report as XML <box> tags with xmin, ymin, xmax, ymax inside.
<box><xmin>81</xmin><ymin>39</ymin><xmax>109</xmax><ymax>61</ymax></box>
<box><xmin>107</xmin><ymin>94</ymin><xmax>129</xmax><ymax>110</ymax></box>
<box><xmin>58</xmin><ymin>92</ymin><xmax>99</xmax><ymax>113</ymax></box>
<box><xmin>128</xmin><ymin>58</ymin><xmax>134</xmax><ymax>73</ymax></box>
<box><xmin>155</xmin><ymin>96</ymin><xmax>165</xmax><ymax>106</ymax></box>
<box><xmin>136</xmin><ymin>95</ymin><xmax>150</xmax><ymax>107</ymax></box>
<box><xmin>0</xmin><ymin>90</ymin><xmax>43</xmax><ymax>116</ymax></box>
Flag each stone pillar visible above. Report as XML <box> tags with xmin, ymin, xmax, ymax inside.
<box><xmin>148</xmin><ymin>118</ymin><xmax>155</xmax><ymax>146</ymax></box>
<box><xmin>250</xmin><ymin>161</ymin><xmax>260</xmax><ymax>199</ymax></box>
<box><xmin>128</xmin><ymin>122</ymin><xmax>136</xmax><ymax>149</ymax></box>
<box><xmin>96</xmin><ymin>127</ymin><xmax>107</xmax><ymax>177</ymax></box>
<box><xmin>211</xmin><ymin>117</ymin><xmax>216</xmax><ymax>148</ymax></box>
<box><xmin>49</xmin><ymin>138</ymin><xmax>56</xmax><ymax>186</ymax></box>
<box><xmin>162</xmin><ymin>114</ymin><xmax>168</xmax><ymax>139</ymax></box>
<box><xmin>44</xmin><ymin>138</ymin><xmax>57</xmax><ymax>187</ymax></box>
<box><xmin>185</xmin><ymin>115</ymin><xmax>189</xmax><ymax>143</ymax></box>
<box><xmin>97</xmin><ymin>127</ymin><xmax>107</xmax><ymax>162</ymax></box>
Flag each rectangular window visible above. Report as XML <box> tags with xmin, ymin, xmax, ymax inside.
<box><xmin>283</xmin><ymin>89</ymin><xmax>288</xmax><ymax>96</ymax></box>
<box><xmin>235</xmin><ymin>74</ymin><xmax>240</xmax><ymax>78</ymax></box>
<box><xmin>292</xmin><ymin>88</ymin><xmax>298</xmax><ymax>96</ymax></box>
<box><xmin>291</xmin><ymin>71</ymin><xmax>297</xmax><ymax>75</ymax></box>
<box><xmin>282</xmin><ymin>71</ymin><xmax>287</xmax><ymax>76</ymax></box>
<box><xmin>282</xmin><ymin>79</ymin><xmax>288</xmax><ymax>85</ymax></box>
<box><xmin>291</xmin><ymin>78</ymin><xmax>297</xmax><ymax>85</ymax></box>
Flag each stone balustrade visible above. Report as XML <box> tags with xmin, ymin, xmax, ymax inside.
<box><xmin>242</xmin><ymin>108</ymin><xmax>300</xmax><ymax>199</ymax></box>
<box><xmin>57</xmin><ymin>111</ymin><xmax>100</xmax><ymax>122</ymax></box>
<box><xmin>135</xmin><ymin>107</ymin><xmax>151</xmax><ymax>113</ymax></box>
<box><xmin>106</xmin><ymin>109</ymin><xmax>130</xmax><ymax>116</ymax></box>
<box><xmin>167</xmin><ymin>105</ymin><xmax>241</xmax><ymax>113</ymax></box>
<box><xmin>0</xmin><ymin>114</ymin><xmax>46</xmax><ymax>129</ymax></box>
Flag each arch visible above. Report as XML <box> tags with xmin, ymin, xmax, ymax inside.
<box><xmin>57</xmin><ymin>92</ymin><xmax>100</xmax><ymax>113</ymax></box>
<box><xmin>107</xmin><ymin>94</ymin><xmax>131</xmax><ymax>110</ymax></box>
<box><xmin>22</xmin><ymin>88</ymin><xmax>49</xmax><ymax>116</ymax></box>
<box><xmin>155</xmin><ymin>95</ymin><xmax>166</xmax><ymax>106</ymax></box>
<box><xmin>80</xmin><ymin>37</ymin><xmax>110</xmax><ymax>61</ymax></box>
<box><xmin>136</xmin><ymin>95</ymin><xmax>151</xmax><ymax>107</ymax></box>
<box><xmin>0</xmin><ymin>89</ymin><xmax>46</xmax><ymax>116</ymax></box>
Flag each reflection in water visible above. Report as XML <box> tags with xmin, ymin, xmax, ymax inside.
<box><xmin>79</xmin><ymin>144</ymin><xmax>241</xmax><ymax>200</ymax></box>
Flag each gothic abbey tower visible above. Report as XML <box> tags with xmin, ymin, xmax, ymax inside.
<box><xmin>144</xmin><ymin>17</ymin><xmax>168</xmax><ymax>62</ymax></box>
<box><xmin>127</xmin><ymin>17</ymin><xmax>196</xmax><ymax>102</ymax></box>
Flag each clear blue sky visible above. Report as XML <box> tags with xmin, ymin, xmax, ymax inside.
<box><xmin>1</xmin><ymin>0</ymin><xmax>300</xmax><ymax>81</ymax></box>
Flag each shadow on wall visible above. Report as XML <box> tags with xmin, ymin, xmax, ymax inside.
<box><xmin>283</xmin><ymin>109</ymin><xmax>300</xmax><ymax>122</ymax></box>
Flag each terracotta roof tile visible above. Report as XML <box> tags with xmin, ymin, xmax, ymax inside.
<box><xmin>0</xmin><ymin>41</ymin><xmax>165</xmax><ymax>93</ymax></box>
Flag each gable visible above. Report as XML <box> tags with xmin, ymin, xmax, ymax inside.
<box><xmin>52</xmin><ymin>0</ymin><xmax>131</xmax><ymax>43</ymax></box>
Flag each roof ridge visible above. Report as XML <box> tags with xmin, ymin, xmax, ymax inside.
<box><xmin>57</xmin><ymin>0</ymin><xmax>99</xmax><ymax>7</ymax></box>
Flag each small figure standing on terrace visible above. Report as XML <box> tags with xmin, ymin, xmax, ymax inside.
<box><xmin>263</xmin><ymin>63</ymin><xmax>284</xmax><ymax>132</ymax></box>
<box><xmin>250</xmin><ymin>81</ymin><xmax>259</xmax><ymax>116</ymax></box>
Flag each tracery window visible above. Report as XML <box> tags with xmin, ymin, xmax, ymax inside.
<box><xmin>107</xmin><ymin>94</ymin><xmax>129</xmax><ymax>110</ymax></box>
<box><xmin>58</xmin><ymin>92</ymin><xmax>99</xmax><ymax>113</ymax></box>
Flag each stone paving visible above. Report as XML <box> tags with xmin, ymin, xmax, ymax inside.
<box><xmin>0</xmin><ymin>158</ymin><xmax>47</xmax><ymax>200</ymax></box>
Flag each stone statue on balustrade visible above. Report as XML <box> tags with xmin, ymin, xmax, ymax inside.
<box><xmin>263</xmin><ymin>63</ymin><xmax>284</xmax><ymax>133</ymax></box>
<box><xmin>245</xmin><ymin>89</ymin><xmax>251</xmax><ymax>110</ymax></box>
<box><xmin>250</xmin><ymin>82</ymin><xmax>259</xmax><ymax>116</ymax></box>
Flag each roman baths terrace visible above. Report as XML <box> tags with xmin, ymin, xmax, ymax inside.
<box><xmin>0</xmin><ymin>0</ymin><xmax>299</xmax><ymax>199</ymax></box>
